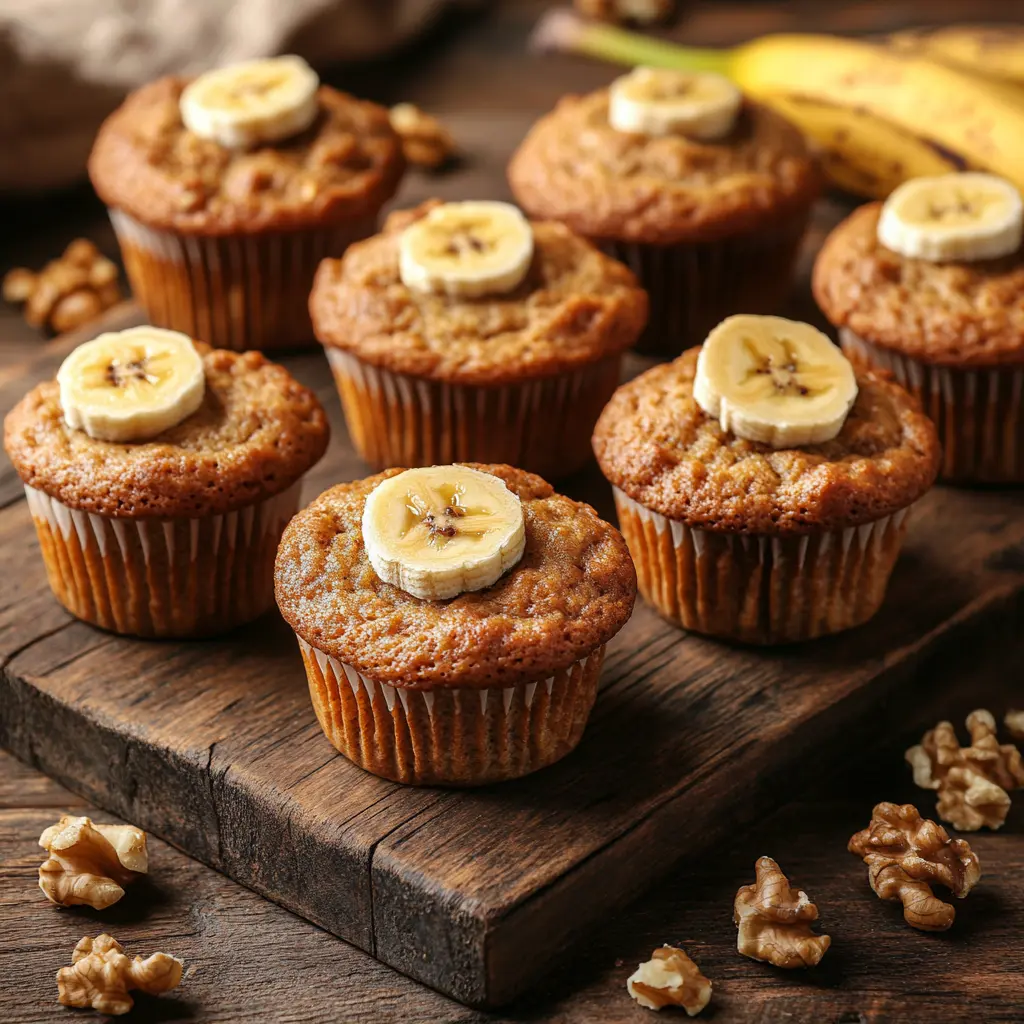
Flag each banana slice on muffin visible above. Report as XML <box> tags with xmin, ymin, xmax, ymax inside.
<box><xmin>362</xmin><ymin>465</ymin><xmax>526</xmax><ymax>600</ymax></box>
<box><xmin>693</xmin><ymin>314</ymin><xmax>858</xmax><ymax>448</ymax></box>
<box><xmin>57</xmin><ymin>327</ymin><xmax>205</xmax><ymax>443</ymax></box>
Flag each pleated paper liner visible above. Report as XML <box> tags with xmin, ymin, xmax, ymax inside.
<box><xmin>110</xmin><ymin>209</ymin><xmax>377</xmax><ymax>352</ymax></box>
<box><xmin>841</xmin><ymin>328</ymin><xmax>1024</xmax><ymax>484</ymax></box>
<box><xmin>296</xmin><ymin>637</ymin><xmax>604</xmax><ymax>785</ymax></box>
<box><xmin>613</xmin><ymin>488</ymin><xmax>913</xmax><ymax>645</ymax></box>
<box><xmin>601</xmin><ymin>216</ymin><xmax>810</xmax><ymax>358</ymax></box>
<box><xmin>24</xmin><ymin>482</ymin><xmax>300</xmax><ymax>638</ymax></box>
<box><xmin>325</xmin><ymin>347</ymin><xmax>622</xmax><ymax>478</ymax></box>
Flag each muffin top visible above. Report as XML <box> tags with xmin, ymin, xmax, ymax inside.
<box><xmin>507</xmin><ymin>92</ymin><xmax>820</xmax><ymax>245</ymax></box>
<box><xmin>88</xmin><ymin>77</ymin><xmax>404</xmax><ymax>235</ymax></box>
<box><xmin>310</xmin><ymin>202</ymin><xmax>649</xmax><ymax>385</ymax></box>
<box><xmin>5</xmin><ymin>345</ymin><xmax>329</xmax><ymax>518</ymax></box>
<box><xmin>593</xmin><ymin>348</ymin><xmax>940</xmax><ymax>534</ymax></box>
<box><xmin>814</xmin><ymin>202</ymin><xmax>1024</xmax><ymax>367</ymax></box>
<box><xmin>274</xmin><ymin>464</ymin><xmax>637</xmax><ymax>690</ymax></box>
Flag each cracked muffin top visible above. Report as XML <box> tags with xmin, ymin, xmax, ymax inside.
<box><xmin>88</xmin><ymin>77</ymin><xmax>404</xmax><ymax>235</ymax></box>
<box><xmin>274</xmin><ymin>464</ymin><xmax>637</xmax><ymax>689</ymax></box>
<box><xmin>5</xmin><ymin>345</ymin><xmax>329</xmax><ymax>518</ymax></box>
<box><xmin>309</xmin><ymin>202</ymin><xmax>649</xmax><ymax>386</ymax></box>
<box><xmin>814</xmin><ymin>202</ymin><xmax>1024</xmax><ymax>367</ymax></box>
<box><xmin>593</xmin><ymin>348</ymin><xmax>940</xmax><ymax>534</ymax></box>
<box><xmin>508</xmin><ymin>92</ymin><xmax>820</xmax><ymax>245</ymax></box>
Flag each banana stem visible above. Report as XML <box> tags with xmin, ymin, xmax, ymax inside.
<box><xmin>531</xmin><ymin>7</ymin><xmax>733</xmax><ymax>74</ymax></box>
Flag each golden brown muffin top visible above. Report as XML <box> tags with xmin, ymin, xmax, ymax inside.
<box><xmin>507</xmin><ymin>93</ymin><xmax>820</xmax><ymax>245</ymax></box>
<box><xmin>4</xmin><ymin>345</ymin><xmax>329</xmax><ymax>518</ymax></box>
<box><xmin>814</xmin><ymin>202</ymin><xmax>1024</xmax><ymax>367</ymax></box>
<box><xmin>88</xmin><ymin>77</ymin><xmax>404</xmax><ymax>235</ymax></box>
<box><xmin>274</xmin><ymin>464</ymin><xmax>637</xmax><ymax>690</ymax></box>
<box><xmin>309</xmin><ymin>202</ymin><xmax>649</xmax><ymax>385</ymax></box>
<box><xmin>593</xmin><ymin>348</ymin><xmax>939</xmax><ymax>534</ymax></box>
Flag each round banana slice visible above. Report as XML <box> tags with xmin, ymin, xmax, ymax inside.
<box><xmin>57</xmin><ymin>327</ymin><xmax>205</xmax><ymax>443</ymax></box>
<box><xmin>608</xmin><ymin>66</ymin><xmax>742</xmax><ymax>139</ymax></box>
<box><xmin>362</xmin><ymin>465</ymin><xmax>526</xmax><ymax>601</ymax></box>
<box><xmin>877</xmin><ymin>172</ymin><xmax>1024</xmax><ymax>262</ymax></box>
<box><xmin>180</xmin><ymin>55</ymin><xmax>320</xmax><ymax>149</ymax></box>
<box><xmin>694</xmin><ymin>315</ymin><xmax>858</xmax><ymax>449</ymax></box>
<box><xmin>398</xmin><ymin>201</ymin><xmax>534</xmax><ymax>299</ymax></box>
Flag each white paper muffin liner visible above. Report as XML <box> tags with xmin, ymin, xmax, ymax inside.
<box><xmin>110</xmin><ymin>209</ymin><xmax>377</xmax><ymax>352</ymax></box>
<box><xmin>841</xmin><ymin>328</ymin><xmax>1024</xmax><ymax>483</ymax></box>
<box><xmin>295</xmin><ymin>636</ymin><xmax>604</xmax><ymax>785</ymax></box>
<box><xmin>324</xmin><ymin>347</ymin><xmax>622</xmax><ymax>478</ymax></box>
<box><xmin>613</xmin><ymin>488</ymin><xmax>913</xmax><ymax>644</ymax></box>
<box><xmin>25</xmin><ymin>482</ymin><xmax>301</xmax><ymax>637</ymax></box>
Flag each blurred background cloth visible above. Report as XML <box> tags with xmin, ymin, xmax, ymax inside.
<box><xmin>0</xmin><ymin>0</ymin><xmax>475</xmax><ymax>192</ymax></box>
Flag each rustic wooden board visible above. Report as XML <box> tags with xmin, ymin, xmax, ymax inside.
<box><xmin>2</xmin><ymin>302</ymin><xmax>1024</xmax><ymax>1007</ymax></box>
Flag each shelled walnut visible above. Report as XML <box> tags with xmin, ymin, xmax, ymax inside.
<box><xmin>1006</xmin><ymin>710</ymin><xmax>1024</xmax><ymax>742</ymax></box>
<box><xmin>626</xmin><ymin>945</ymin><xmax>711</xmax><ymax>1015</ymax></box>
<box><xmin>848</xmin><ymin>802</ymin><xmax>980</xmax><ymax>931</ymax></box>
<box><xmin>389</xmin><ymin>103</ymin><xmax>457</xmax><ymax>169</ymax></box>
<box><xmin>733</xmin><ymin>857</ymin><xmax>831</xmax><ymax>968</ymax></box>
<box><xmin>2</xmin><ymin>238</ymin><xmax>122</xmax><ymax>334</ymax></box>
<box><xmin>39</xmin><ymin>815</ymin><xmax>148</xmax><ymax>910</ymax></box>
<box><xmin>574</xmin><ymin>0</ymin><xmax>677</xmax><ymax>24</ymax></box>
<box><xmin>57</xmin><ymin>934</ymin><xmax>182</xmax><ymax>1016</ymax></box>
<box><xmin>906</xmin><ymin>709</ymin><xmax>1024</xmax><ymax>830</ymax></box>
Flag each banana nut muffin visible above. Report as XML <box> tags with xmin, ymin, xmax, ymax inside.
<box><xmin>6</xmin><ymin>335</ymin><xmax>329</xmax><ymax>637</ymax></box>
<box><xmin>593</xmin><ymin>347</ymin><xmax>940</xmax><ymax>643</ymax></box>
<box><xmin>814</xmin><ymin>199</ymin><xmax>1024</xmax><ymax>481</ymax></box>
<box><xmin>274</xmin><ymin>463</ymin><xmax>637</xmax><ymax>785</ymax></box>
<box><xmin>508</xmin><ymin>73</ymin><xmax>820</xmax><ymax>355</ymax></box>
<box><xmin>310</xmin><ymin>199</ymin><xmax>648</xmax><ymax>478</ymax></box>
<box><xmin>89</xmin><ymin>57</ymin><xmax>404</xmax><ymax>351</ymax></box>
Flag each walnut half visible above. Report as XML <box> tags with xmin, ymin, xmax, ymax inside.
<box><xmin>57</xmin><ymin>934</ymin><xmax>182</xmax><ymax>1016</ymax></box>
<box><xmin>39</xmin><ymin>815</ymin><xmax>148</xmax><ymax>910</ymax></box>
<box><xmin>733</xmin><ymin>857</ymin><xmax>831</xmax><ymax>968</ymax></box>
<box><xmin>626</xmin><ymin>945</ymin><xmax>711</xmax><ymax>1015</ymax></box>
<box><xmin>389</xmin><ymin>103</ymin><xmax>457</xmax><ymax>169</ymax></box>
<box><xmin>906</xmin><ymin>709</ymin><xmax>1024</xmax><ymax>830</ymax></box>
<box><xmin>1006</xmin><ymin>710</ymin><xmax>1024</xmax><ymax>742</ymax></box>
<box><xmin>848</xmin><ymin>802</ymin><xmax>981</xmax><ymax>931</ymax></box>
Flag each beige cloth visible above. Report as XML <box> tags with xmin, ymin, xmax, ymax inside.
<box><xmin>0</xmin><ymin>0</ymin><xmax>464</xmax><ymax>192</ymax></box>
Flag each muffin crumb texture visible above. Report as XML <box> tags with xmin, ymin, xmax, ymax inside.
<box><xmin>814</xmin><ymin>202</ymin><xmax>1024</xmax><ymax>366</ymax></box>
<box><xmin>593</xmin><ymin>348</ymin><xmax>940</xmax><ymax>534</ymax></box>
<box><xmin>274</xmin><ymin>464</ymin><xmax>636</xmax><ymax>689</ymax></box>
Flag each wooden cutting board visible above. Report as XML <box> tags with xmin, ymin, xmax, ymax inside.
<box><xmin>2</xmin><ymin>301</ymin><xmax>1023</xmax><ymax>1007</ymax></box>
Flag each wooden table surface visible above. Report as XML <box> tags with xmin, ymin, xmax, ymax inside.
<box><xmin>2</xmin><ymin>3</ymin><xmax>1023</xmax><ymax>1022</ymax></box>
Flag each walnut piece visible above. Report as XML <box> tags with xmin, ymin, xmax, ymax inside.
<box><xmin>57</xmin><ymin>934</ymin><xmax>182</xmax><ymax>1016</ymax></box>
<box><xmin>574</xmin><ymin>0</ymin><xmax>676</xmax><ymax>24</ymax></box>
<box><xmin>2</xmin><ymin>238</ymin><xmax>122</xmax><ymax>334</ymax></box>
<box><xmin>733</xmin><ymin>857</ymin><xmax>831</xmax><ymax>968</ymax></box>
<box><xmin>39</xmin><ymin>815</ymin><xmax>148</xmax><ymax>910</ymax></box>
<box><xmin>848</xmin><ymin>802</ymin><xmax>981</xmax><ymax>931</ymax></box>
<box><xmin>389</xmin><ymin>103</ymin><xmax>457</xmax><ymax>169</ymax></box>
<box><xmin>906</xmin><ymin>709</ymin><xmax>1024</xmax><ymax>830</ymax></box>
<box><xmin>626</xmin><ymin>945</ymin><xmax>711</xmax><ymax>1015</ymax></box>
<box><xmin>1006</xmin><ymin>710</ymin><xmax>1024</xmax><ymax>742</ymax></box>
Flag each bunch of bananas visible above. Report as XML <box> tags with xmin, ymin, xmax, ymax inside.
<box><xmin>540</xmin><ymin>15</ymin><xmax>1024</xmax><ymax>199</ymax></box>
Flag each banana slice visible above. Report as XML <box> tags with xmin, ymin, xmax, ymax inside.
<box><xmin>398</xmin><ymin>201</ymin><xmax>534</xmax><ymax>298</ymax></box>
<box><xmin>362</xmin><ymin>465</ymin><xmax>526</xmax><ymax>601</ymax></box>
<box><xmin>694</xmin><ymin>315</ymin><xmax>858</xmax><ymax>449</ymax></box>
<box><xmin>877</xmin><ymin>172</ymin><xmax>1023</xmax><ymax>262</ymax></box>
<box><xmin>57</xmin><ymin>327</ymin><xmax>205</xmax><ymax>443</ymax></box>
<box><xmin>180</xmin><ymin>55</ymin><xmax>320</xmax><ymax>149</ymax></box>
<box><xmin>608</xmin><ymin>66</ymin><xmax>742</xmax><ymax>139</ymax></box>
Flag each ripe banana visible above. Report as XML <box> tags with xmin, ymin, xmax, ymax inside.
<box><xmin>180</xmin><ymin>55</ymin><xmax>320</xmax><ymax>149</ymax></box>
<box><xmin>398</xmin><ymin>201</ymin><xmax>534</xmax><ymax>298</ymax></box>
<box><xmin>878</xmin><ymin>172</ymin><xmax>1023</xmax><ymax>262</ymax></box>
<box><xmin>361</xmin><ymin>465</ymin><xmax>526</xmax><ymax>601</ymax></box>
<box><xmin>693</xmin><ymin>315</ymin><xmax>858</xmax><ymax>449</ymax></box>
<box><xmin>57</xmin><ymin>327</ymin><xmax>205</xmax><ymax>443</ymax></box>
<box><xmin>888</xmin><ymin>25</ymin><xmax>1024</xmax><ymax>88</ymax></box>
<box><xmin>608</xmin><ymin>66</ymin><xmax>741</xmax><ymax>139</ymax></box>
